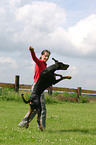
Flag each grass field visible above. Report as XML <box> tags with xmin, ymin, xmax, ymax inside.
<box><xmin>0</xmin><ymin>100</ymin><xmax>96</xmax><ymax>145</ymax></box>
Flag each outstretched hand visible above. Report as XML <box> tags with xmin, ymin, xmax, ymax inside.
<box><xmin>29</xmin><ymin>46</ymin><xmax>34</xmax><ymax>52</ymax></box>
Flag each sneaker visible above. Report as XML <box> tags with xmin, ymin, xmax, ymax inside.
<box><xmin>18</xmin><ymin>121</ymin><xmax>27</xmax><ymax>128</ymax></box>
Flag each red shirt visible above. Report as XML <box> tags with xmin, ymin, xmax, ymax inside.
<box><xmin>30</xmin><ymin>51</ymin><xmax>47</xmax><ymax>82</ymax></box>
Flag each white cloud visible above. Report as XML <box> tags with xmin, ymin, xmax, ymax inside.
<box><xmin>16</xmin><ymin>2</ymin><xmax>65</xmax><ymax>25</ymax></box>
<box><xmin>8</xmin><ymin>0</ymin><xmax>21</xmax><ymax>11</ymax></box>
<box><xmin>11</xmin><ymin>2</ymin><xmax>96</xmax><ymax>59</ymax></box>
<box><xmin>0</xmin><ymin>57</ymin><xmax>18</xmax><ymax>68</ymax></box>
<box><xmin>68</xmin><ymin>14</ymin><xmax>96</xmax><ymax>55</ymax></box>
<box><xmin>1</xmin><ymin>1</ymin><xmax>96</xmax><ymax>59</ymax></box>
<box><xmin>13</xmin><ymin>2</ymin><xmax>66</xmax><ymax>43</ymax></box>
<box><xmin>85</xmin><ymin>79</ymin><xmax>96</xmax><ymax>89</ymax></box>
<box><xmin>0</xmin><ymin>7</ymin><xmax>5</xmax><ymax>15</ymax></box>
<box><xmin>0</xmin><ymin>7</ymin><xmax>6</xmax><ymax>22</ymax></box>
<box><xmin>69</xmin><ymin>66</ymin><xmax>79</xmax><ymax>76</ymax></box>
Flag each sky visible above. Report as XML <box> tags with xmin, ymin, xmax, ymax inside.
<box><xmin>0</xmin><ymin>0</ymin><xmax>96</xmax><ymax>90</ymax></box>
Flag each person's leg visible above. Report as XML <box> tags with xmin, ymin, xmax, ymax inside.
<box><xmin>40</xmin><ymin>93</ymin><xmax>46</xmax><ymax>129</ymax></box>
<box><xmin>18</xmin><ymin>83</ymin><xmax>37</xmax><ymax>127</ymax></box>
<box><xmin>18</xmin><ymin>110</ymin><xmax>36</xmax><ymax>127</ymax></box>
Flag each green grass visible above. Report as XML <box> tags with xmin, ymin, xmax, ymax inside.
<box><xmin>0</xmin><ymin>100</ymin><xmax>96</xmax><ymax>145</ymax></box>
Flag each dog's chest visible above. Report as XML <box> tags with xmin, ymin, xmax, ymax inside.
<box><xmin>32</xmin><ymin>73</ymin><xmax>55</xmax><ymax>96</ymax></box>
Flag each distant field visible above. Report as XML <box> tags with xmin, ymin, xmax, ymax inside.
<box><xmin>0</xmin><ymin>100</ymin><xmax>96</xmax><ymax>145</ymax></box>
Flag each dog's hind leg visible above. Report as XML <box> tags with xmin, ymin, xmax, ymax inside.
<box><xmin>26</xmin><ymin>102</ymin><xmax>33</xmax><ymax>129</ymax></box>
<box><xmin>37</xmin><ymin>115</ymin><xmax>43</xmax><ymax>131</ymax></box>
<box><xmin>36</xmin><ymin>108</ymin><xmax>43</xmax><ymax>131</ymax></box>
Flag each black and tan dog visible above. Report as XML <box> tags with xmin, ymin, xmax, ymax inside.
<box><xmin>21</xmin><ymin>58</ymin><xmax>72</xmax><ymax>131</ymax></box>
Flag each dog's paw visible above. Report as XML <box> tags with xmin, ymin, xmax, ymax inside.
<box><xmin>39</xmin><ymin>126</ymin><xmax>43</xmax><ymax>131</ymax></box>
<box><xmin>67</xmin><ymin>76</ymin><xmax>72</xmax><ymax>79</ymax></box>
<box><xmin>25</xmin><ymin>123</ymin><xmax>29</xmax><ymax>129</ymax></box>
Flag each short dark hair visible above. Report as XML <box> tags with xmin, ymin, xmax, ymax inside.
<box><xmin>40</xmin><ymin>50</ymin><xmax>51</xmax><ymax>59</ymax></box>
<box><xmin>41</xmin><ymin>50</ymin><xmax>51</xmax><ymax>56</ymax></box>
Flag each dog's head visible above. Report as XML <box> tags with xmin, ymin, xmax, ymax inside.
<box><xmin>52</xmin><ymin>58</ymin><xmax>69</xmax><ymax>70</ymax></box>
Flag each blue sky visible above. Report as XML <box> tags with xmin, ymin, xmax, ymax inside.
<box><xmin>0</xmin><ymin>0</ymin><xmax>96</xmax><ymax>90</ymax></box>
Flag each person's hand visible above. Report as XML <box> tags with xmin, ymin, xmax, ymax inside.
<box><xmin>48</xmin><ymin>86</ymin><xmax>52</xmax><ymax>90</ymax></box>
<box><xmin>29</xmin><ymin>46</ymin><xmax>34</xmax><ymax>51</ymax></box>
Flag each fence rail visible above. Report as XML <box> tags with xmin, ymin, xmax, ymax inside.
<box><xmin>0</xmin><ymin>82</ymin><xmax>96</xmax><ymax>94</ymax></box>
<box><xmin>0</xmin><ymin>75</ymin><xmax>96</xmax><ymax>102</ymax></box>
<box><xmin>0</xmin><ymin>82</ymin><xmax>15</xmax><ymax>88</ymax></box>
<box><xmin>52</xmin><ymin>87</ymin><xmax>77</xmax><ymax>93</ymax></box>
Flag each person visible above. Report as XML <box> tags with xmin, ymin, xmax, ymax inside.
<box><xmin>18</xmin><ymin>46</ymin><xmax>51</xmax><ymax>130</ymax></box>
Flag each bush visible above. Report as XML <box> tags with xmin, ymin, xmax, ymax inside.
<box><xmin>0</xmin><ymin>88</ymin><xmax>15</xmax><ymax>101</ymax></box>
<box><xmin>0</xmin><ymin>88</ymin><xmax>89</xmax><ymax>103</ymax></box>
<box><xmin>52</xmin><ymin>91</ymin><xmax>61</xmax><ymax>96</ymax></box>
<box><xmin>62</xmin><ymin>92</ymin><xmax>77</xmax><ymax>98</ymax></box>
<box><xmin>0</xmin><ymin>88</ymin><xmax>62</xmax><ymax>104</ymax></box>
<box><xmin>45</xmin><ymin>95</ymin><xmax>61</xmax><ymax>104</ymax></box>
<box><xmin>0</xmin><ymin>88</ymin><xmax>30</xmax><ymax>102</ymax></box>
<box><xmin>78</xmin><ymin>95</ymin><xmax>89</xmax><ymax>103</ymax></box>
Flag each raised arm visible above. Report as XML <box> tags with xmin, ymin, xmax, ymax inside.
<box><xmin>29</xmin><ymin>46</ymin><xmax>40</xmax><ymax>64</ymax></box>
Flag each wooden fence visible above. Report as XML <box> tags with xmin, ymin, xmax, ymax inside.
<box><xmin>0</xmin><ymin>75</ymin><xmax>96</xmax><ymax>101</ymax></box>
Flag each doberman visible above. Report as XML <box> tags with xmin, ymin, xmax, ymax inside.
<box><xmin>21</xmin><ymin>58</ymin><xmax>72</xmax><ymax>131</ymax></box>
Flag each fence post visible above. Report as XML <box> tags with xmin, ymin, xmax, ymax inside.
<box><xmin>77</xmin><ymin>87</ymin><xmax>81</xmax><ymax>102</ymax></box>
<box><xmin>15</xmin><ymin>75</ymin><xmax>20</xmax><ymax>92</ymax></box>
<box><xmin>48</xmin><ymin>86</ymin><xmax>53</xmax><ymax>96</ymax></box>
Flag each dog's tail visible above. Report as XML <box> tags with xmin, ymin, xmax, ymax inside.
<box><xmin>21</xmin><ymin>94</ymin><xmax>30</xmax><ymax>104</ymax></box>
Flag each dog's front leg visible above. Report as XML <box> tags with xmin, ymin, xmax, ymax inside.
<box><xmin>54</xmin><ymin>73</ymin><xmax>63</xmax><ymax>78</ymax></box>
<box><xmin>62</xmin><ymin>76</ymin><xmax>72</xmax><ymax>80</ymax></box>
<box><xmin>53</xmin><ymin>75</ymin><xmax>72</xmax><ymax>85</ymax></box>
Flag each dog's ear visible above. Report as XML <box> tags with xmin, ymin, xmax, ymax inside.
<box><xmin>52</xmin><ymin>58</ymin><xmax>58</xmax><ymax>63</ymax></box>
